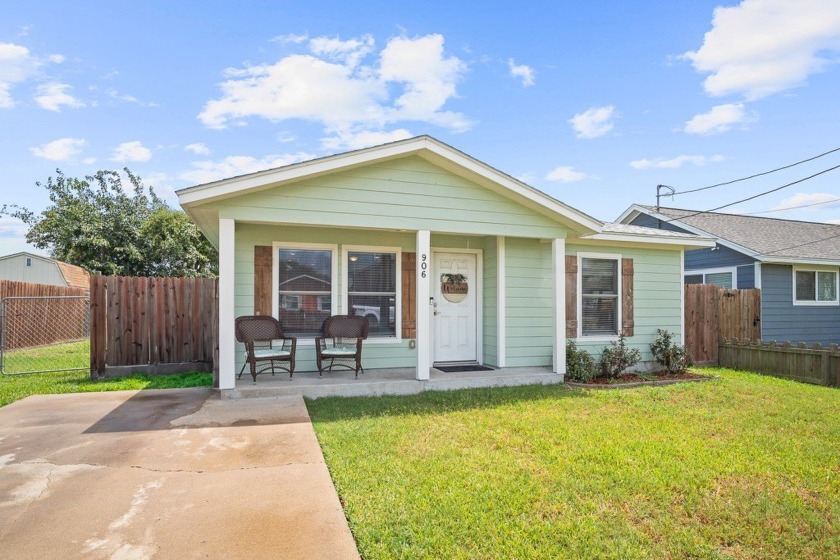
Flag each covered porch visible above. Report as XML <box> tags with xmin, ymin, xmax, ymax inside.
<box><xmin>225</xmin><ymin>365</ymin><xmax>562</xmax><ymax>400</ymax></box>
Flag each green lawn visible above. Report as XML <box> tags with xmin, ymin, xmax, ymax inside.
<box><xmin>1</xmin><ymin>340</ymin><xmax>90</xmax><ymax>375</ymax></box>
<box><xmin>308</xmin><ymin>369</ymin><xmax>840</xmax><ymax>559</ymax></box>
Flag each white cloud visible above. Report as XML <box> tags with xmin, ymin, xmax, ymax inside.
<box><xmin>198</xmin><ymin>33</ymin><xmax>470</xmax><ymax>141</ymax></box>
<box><xmin>773</xmin><ymin>192</ymin><xmax>840</xmax><ymax>211</ymax></box>
<box><xmin>684</xmin><ymin>103</ymin><xmax>756</xmax><ymax>135</ymax></box>
<box><xmin>185</xmin><ymin>142</ymin><xmax>210</xmax><ymax>155</ymax></box>
<box><xmin>111</xmin><ymin>141</ymin><xmax>152</xmax><ymax>162</ymax></box>
<box><xmin>630</xmin><ymin>154</ymin><xmax>725</xmax><ymax>170</ymax></box>
<box><xmin>106</xmin><ymin>88</ymin><xmax>157</xmax><ymax>107</ymax></box>
<box><xmin>684</xmin><ymin>0</ymin><xmax>840</xmax><ymax>100</ymax></box>
<box><xmin>569</xmin><ymin>105</ymin><xmax>616</xmax><ymax>139</ymax></box>
<box><xmin>0</xmin><ymin>216</ymin><xmax>27</xmax><ymax>239</ymax></box>
<box><xmin>321</xmin><ymin>128</ymin><xmax>413</xmax><ymax>151</ymax></box>
<box><xmin>545</xmin><ymin>165</ymin><xmax>587</xmax><ymax>182</ymax></box>
<box><xmin>179</xmin><ymin>152</ymin><xmax>317</xmax><ymax>184</ymax></box>
<box><xmin>507</xmin><ymin>58</ymin><xmax>535</xmax><ymax>87</ymax></box>
<box><xmin>271</xmin><ymin>33</ymin><xmax>309</xmax><ymax>45</ymax></box>
<box><xmin>34</xmin><ymin>82</ymin><xmax>84</xmax><ymax>111</ymax></box>
<box><xmin>30</xmin><ymin>137</ymin><xmax>87</xmax><ymax>161</ymax></box>
<box><xmin>0</xmin><ymin>42</ymin><xmax>41</xmax><ymax>108</ymax></box>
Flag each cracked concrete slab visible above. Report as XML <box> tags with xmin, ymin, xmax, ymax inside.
<box><xmin>0</xmin><ymin>389</ymin><xmax>359</xmax><ymax>559</ymax></box>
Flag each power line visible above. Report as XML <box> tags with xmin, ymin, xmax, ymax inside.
<box><xmin>748</xmin><ymin>197</ymin><xmax>840</xmax><ymax>215</ymax></box>
<box><xmin>665</xmin><ymin>163</ymin><xmax>840</xmax><ymax>223</ymax></box>
<box><xmin>763</xmin><ymin>231</ymin><xmax>840</xmax><ymax>256</ymax></box>
<box><xmin>667</xmin><ymin>145</ymin><xmax>840</xmax><ymax>196</ymax></box>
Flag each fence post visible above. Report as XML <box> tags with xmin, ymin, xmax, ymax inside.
<box><xmin>89</xmin><ymin>275</ymin><xmax>107</xmax><ymax>377</ymax></box>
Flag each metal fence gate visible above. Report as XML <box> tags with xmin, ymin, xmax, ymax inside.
<box><xmin>0</xmin><ymin>295</ymin><xmax>90</xmax><ymax>375</ymax></box>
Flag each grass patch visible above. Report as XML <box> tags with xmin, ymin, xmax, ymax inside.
<box><xmin>308</xmin><ymin>368</ymin><xmax>840</xmax><ymax>559</ymax></box>
<box><xmin>2</xmin><ymin>340</ymin><xmax>90</xmax><ymax>374</ymax></box>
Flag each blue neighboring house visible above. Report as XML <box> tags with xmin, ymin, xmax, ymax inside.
<box><xmin>618</xmin><ymin>205</ymin><xmax>840</xmax><ymax>346</ymax></box>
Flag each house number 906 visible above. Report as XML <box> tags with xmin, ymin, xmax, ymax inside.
<box><xmin>420</xmin><ymin>254</ymin><xmax>427</xmax><ymax>278</ymax></box>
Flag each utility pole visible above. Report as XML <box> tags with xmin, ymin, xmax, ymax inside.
<box><xmin>655</xmin><ymin>184</ymin><xmax>675</xmax><ymax>229</ymax></box>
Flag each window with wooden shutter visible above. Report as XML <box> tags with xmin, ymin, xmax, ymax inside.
<box><xmin>573</xmin><ymin>254</ymin><xmax>634</xmax><ymax>338</ymax></box>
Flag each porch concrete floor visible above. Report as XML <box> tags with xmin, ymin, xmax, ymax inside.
<box><xmin>227</xmin><ymin>366</ymin><xmax>563</xmax><ymax>399</ymax></box>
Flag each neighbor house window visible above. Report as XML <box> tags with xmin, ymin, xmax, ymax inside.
<box><xmin>346</xmin><ymin>250</ymin><xmax>398</xmax><ymax>337</ymax></box>
<box><xmin>683</xmin><ymin>268</ymin><xmax>735</xmax><ymax>289</ymax></box>
<box><xmin>580</xmin><ymin>256</ymin><xmax>619</xmax><ymax>337</ymax></box>
<box><xmin>794</xmin><ymin>269</ymin><xmax>838</xmax><ymax>305</ymax></box>
<box><xmin>277</xmin><ymin>248</ymin><xmax>333</xmax><ymax>336</ymax></box>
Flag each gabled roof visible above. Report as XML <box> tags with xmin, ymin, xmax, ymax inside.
<box><xmin>618</xmin><ymin>204</ymin><xmax>840</xmax><ymax>265</ymax></box>
<box><xmin>0</xmin><ymin>252</ymin><xmax>90</xmax><ymax>289</ymax></box>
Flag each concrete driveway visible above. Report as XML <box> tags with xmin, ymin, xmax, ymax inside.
<box><xmin>0</xmin><ymin>389</ymin><xmax>359</xmax><ymax>560</ymax></box>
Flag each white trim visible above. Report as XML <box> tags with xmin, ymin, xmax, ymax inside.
<box><xmin>762</xmin><ymin>256</ymin><xmax>840</xmax><ymax>266</ymax></box>
<box><xmin>341</xmin><ymin>245</ymin><xmax>402</xmax><ymax>343</ymax></box>
<box><xmin>581</xmin><ymin>231</ymin><xmax>716</xmax><ymax>248</ymax></box>
<box><xmin>680</xmin><ymin>249</ymin><xmax>685</xmax><ymax>346</ymax></box>
<box><xmin>792</xmin><ymin>266</ymin><xmax>840</xmax><ymax>306</ymax></box>
<box><xmin>552</xmin><ymin>239</ymin><xmax>566</xmax><ymax>376</ymax></box>
<box><xmin>178</xmin><ymin>136</ymin><xmax>603</xmax><ymax>234</ymax></box>
<box><xmin>577</xmin><ymin>252</ymin><xmax>623</xmax><ymax>341</ymax></box>
<box><xmin>416</xmin><ymin>231</ymin><xmax>431</xmax><ymax>380</ymax></box>
<box><xmin>754</xmin><ymin>262</ymin><xmax>762</xmax><ymax>290</ymax></box>
<box><xmin>496</xmin><ymin>236</ymin><xmax>506</xmax><ymax>368</ymax></box>
<box><xmin>430</xmin><ymin>247</ymin><xmax>484</xmax><ymax>365</ymax></box>
<box><xmin>272</xmin><ymin>241</ymin><xmax>339</xmax><ymax>344</ymax></box>
<box><xmin>218</xmin><ymin>218</ymin><xmax>236</xmax><ymax>390</ymax></box>
<box><xmin>684</xmin><ymin>266</ymin><xmax>738</xmax><ymax>289</ymax></box>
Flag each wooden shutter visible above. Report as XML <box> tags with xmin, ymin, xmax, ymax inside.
<box><xmin>401</xmin><ymin>253</ymin><xmax>416</xmax><ymax>338</ymax></box>
<box><xmin>254</xmin><ymin>246</ymin><xmax>273</xmax><ymax>316</ymax></box>
<box><xmin>621</xmin><ymin>258</ymin><xmax>634</xmax><ymax>337</ymax></box>
<box><xmin>565</xmin><ymin>255</ymin><xmax>577</xmax><ymax>338</ymax></box>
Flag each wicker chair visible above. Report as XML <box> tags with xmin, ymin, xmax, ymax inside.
<box><xmin>235</xmin><ymin>316</ymin><xmax>297</xmax><ymax>382</ymax></box>
<box><xmin>315</xmin><ymin>315</ymin><xmax>369</xmax><ymax>378</ymax></box>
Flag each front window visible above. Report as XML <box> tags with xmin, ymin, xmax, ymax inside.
<box><xmin>683</xmin><ymin>269</ymin><xmax>733</xmax><ymax>289</ymax></box>
<box><xmin>580</xmin><ymin>257</ymin><xmax>619</xmax><ymax>337</ymax></box>
<box><xmin>278</xmin><ymin>248</ymin><xmax>332</xmax><ymax>336</ymax></box>
<box><xmin>347</xmin><ymin>251</ymin><xmax>397</xmax><ymax>337</ymax></box>
<box><xmin>795</xmin><ymin>269</ymin><xmax>838</xmax><ymax>304</ymax></box>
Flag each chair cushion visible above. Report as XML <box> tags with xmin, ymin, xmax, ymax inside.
<box><xmin>253</xmin><ymin>349</ymin><xmax>291</xmax><ymax>358</ymax></box>
<box><xmin>321</xmin><ymin>347</ymin><xmax>358</xmax><ymax>357</ymax></box>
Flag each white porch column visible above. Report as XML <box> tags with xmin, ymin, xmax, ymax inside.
<box><xmin>218</xmin><ymin>218</ymin><xmax>236</xmax><ymax>390</ymax></box>
<box><xmin>496</xmin><ymin>236</ymin><xmax>506</xmax><ymax>368</ymax></box>
<box><xmin>552</xmin><ymin>238</ymin><xmax>566</xmax><ymax>376</ymax></box>
<box><xmin>416</xmin><ymin>230</ymin><xmax>431</xmax><ymax>380</ymax></box>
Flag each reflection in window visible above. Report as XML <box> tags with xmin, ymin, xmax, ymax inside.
<box><xmin>278</xmin><ymin>248</ymin><xmax>332</xmax><ymax>336</ymax></box>
<box><xmin>347</xmin><ymin>251</ymin><xmax>397</xmax><ymax>337</ymax></box>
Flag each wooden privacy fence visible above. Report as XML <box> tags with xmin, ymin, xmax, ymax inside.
<box><xmin>684</xmin><ymin>284</ymin><xmax>761</xmax><ymax>363</ymax></box>
<box><xmin>90</xmin><ymin>275</ymin><xmax>218</xmax><ymax>378</ymax></box>
<box><xmin>0</xmin><ymin>280</ymin><xmax>89</xmax><ymax>350</ymax></box>
<box><xmin>720</xmin><ymin>339</ymin><xmax>840</xmax><ymax>388</ymax></box>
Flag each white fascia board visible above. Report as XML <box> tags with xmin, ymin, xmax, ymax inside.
<box><xmin>579</xmin><ymin>232</ymin><xmax>716</xmax><ymax>248</ymax></box>
<box><xmin>615</xmin><ymin>205</ymin><xmax>644</xmax><ymax>223</ymax></box>
<box><xmin>618</xmin><ymin>205</ymin><xmax>760</xmax><ymax>258</ymax></box>
<box><xmin>177</xmin><ymin>135</ymin><xmax>604</xmax><ymax>235</ymax></box>
<box><xmin>760</xmin><ymin>256</ymin><xmax>840</xmax><ymax>267</ymax></box>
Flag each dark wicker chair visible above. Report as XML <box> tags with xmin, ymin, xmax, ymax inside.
<box><xmin>235</xmin><ymin>316</ymin><xmax>297</xmax><ymax>382</ymax></box>
<box><xmin>315</xmin><ymin>315</ymin><xmax>369</xmax><ymax>378</ymax></box>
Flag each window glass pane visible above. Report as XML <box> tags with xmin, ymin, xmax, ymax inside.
<box><xmin>581</xmin><ymin>297</ymin><xmax>618</xmax><ymax>336</ymax></box>
<box><xmin>817</xmin><ymin>271</ymin><xmax>837</xmax><ymax>301</ymax></box>
<box><xmin>581</xmin><ymin>258</ymin><xmax>617</xmax><ymax>295</ymax></box>
<box><xmin>796</xmin><ymin>271</ymin><xmax>816</xmax><ymax>301</ymax></box>
<box><xmin>348</xmin><ymin>251</ymin><xmax>397</xmax><ymax>337</ymax></box>
<box><xmin>684</xmin><ymin>275</ymin><xmax>703</xmax><ymax>284</ymax></box>
<box><xmin>278</xmin><ymin>249</ymin><xmax>332</xmax><ymax>336</ymax></box>
<box><xmin>581</xmin><ymin>257</ymin><xmax>619</xmax><ymax>336</ymax></box>
<box><xmin>704</xmin><ymin>272</ymin><xmax>733</xmax><ymax>289</ymax></box>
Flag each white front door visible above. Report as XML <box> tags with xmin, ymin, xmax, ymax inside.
<box><xmin>433</xmin><ymin>252</ymin><xmax>477</xmax><ymax>363</ymax></box>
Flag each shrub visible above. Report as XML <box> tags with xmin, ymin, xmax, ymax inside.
<box><xmin>565</xmin><ymin>341</ymin><xmax>596</xmax><ymax>382</ymax></box>
<box><xmin>650</xmin><ymin>329</ymin><xmax>693</xmax><ymax>374</ymax></box>
<box><xmin>598</xmin><ymin>335</ymin><xmax>641</xmax><ymax>379</ymax></box>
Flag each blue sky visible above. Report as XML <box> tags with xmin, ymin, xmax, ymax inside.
<box><xmin>2</xmin><ymin>0</ymin><xmax>840</xmax><ymax>256</ymax></box>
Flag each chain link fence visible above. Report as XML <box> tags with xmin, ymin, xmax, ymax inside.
<box><xmin>0</xmin><ymin>296</ymin><xmax>90</xmax><ymax>375</ymax></box>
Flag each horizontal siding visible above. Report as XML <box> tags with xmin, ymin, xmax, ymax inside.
<box><xmin>483</xmin><ymin>236</ymin><xmax>498</xmax><ymax>366</ymax></box>
<box><xmin>212</xmin><ymin>156</ymin><xmax>571</xmax><ymax>238</ymax></box>
<box><xmin>737</xmin><ymin>264</ymin><xmax>755</xmax><ymax>289</ymax></box>
<box><xmin>504</xmin><ymin>238</ymin><xmax>553</xmax><ymax>367</ymax></box>
<box><xmin>685</xmin><ymin>244</ymin><xmax>755</xmax><ymax>269</ymax></box>
<box><xmin>761</xmin><ymin>264</ymin><xmax>840</xmax><ymax>345</ymax></box>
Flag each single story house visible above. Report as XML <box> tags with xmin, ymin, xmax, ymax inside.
<box><xmin>0</xmin><ymin>251</ymin><xmax>90</xmax><ymax>289</ymax></box>
<box><xmin>178</xmin><ymin>137</ymin><xmax>713</xmax><ymax>389</ymax></box>
<box><xmin>619</xmin><ymin>204</ymin><xmax>840</xmax><ymax>345</ymax></box>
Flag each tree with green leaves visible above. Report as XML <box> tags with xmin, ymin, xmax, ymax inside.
<box><xmin>1</xmin><ymin>169</ymin><xmax>217</xmax><ymax>277</ymax></box>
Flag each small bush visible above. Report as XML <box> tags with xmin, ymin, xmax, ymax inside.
<box><xmin>650</xmin><ymin>329</ymin><xmax>693</xmax><ymax>374</ymax></box>
<box><xmin>598</xmin><ymin>335</ymin><xmax>641</xmax><ymax>379</ymax></box>
<box><xmin>566</xmin><ymin>341</ymin><xmax>596</xmax><ymax>382</ymax></box>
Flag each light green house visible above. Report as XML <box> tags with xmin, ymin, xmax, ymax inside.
<box><xmin>178</xmin><ymin>136</ymin><xmax>713</xmax><ymax>390</ymax></box>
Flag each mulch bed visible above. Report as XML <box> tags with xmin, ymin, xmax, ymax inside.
<box><xmin>567</xmin><ymin>370</ymin><xmax>714</xmax><ymax>389</ymax></box>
